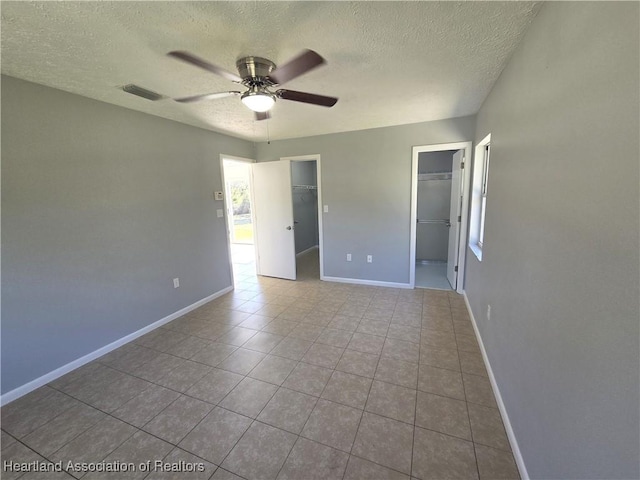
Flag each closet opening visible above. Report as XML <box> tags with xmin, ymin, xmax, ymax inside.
<box><xmin>409</xmin><ymin>142</ymin><xmax>472</xmax><ymax>293</ymax></box>
<box><xmin>290</xmin><ymin>158</ymin><xmax>321</xmax><ymax>280</ymax></box>
<box><xmin>416</xmin><ymin>150</ymin><xmax>457</xmax><ymax>289</ymax></box>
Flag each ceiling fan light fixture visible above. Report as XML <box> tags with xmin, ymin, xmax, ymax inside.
<box><xmin>241</xmin><ymin>90</ymin><xmax>275</xmax><ymax>112</ymax></box>
<box><xmin>168</xmin><ymin>49</ymin><xmax>337</xmax><ymax>119</ymax></box>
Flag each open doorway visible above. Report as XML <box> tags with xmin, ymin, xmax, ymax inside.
<box><xmin>415</xmin><ymin>150</ymin><xmax>458</xmax><ymax>289</ymax></box>
<box><xmin>251</xmin><ymin>155</ymin><xmax>323</xmax><ymax>281</ymax></box>
<box><xmin>222</xmin><ymin>154</ymin><xmax>324</xmax><ymax>284</ymax></box>
<box><xmin>221</xmin><ymin>156</ymin><xmax>256</xmax><ymax>283</ymax></box>
<box><xmin>410</xmin><ymin>142</ymin><xmax>472</xmax><ymax>292</ymax></box>
<box><xmin>290</xmin><ymin>158</ymin><xmax>321</xmax><ymax>281</ymax></box>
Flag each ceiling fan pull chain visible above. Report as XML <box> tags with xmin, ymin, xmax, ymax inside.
<box><xmin>267</xmin><ymin>118</ymin><xmax>271</xmax><ymax>145</ymax></box>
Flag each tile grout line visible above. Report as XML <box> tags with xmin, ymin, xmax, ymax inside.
<box><xmin>316</xmin><ymin>297</ymin><xmax>371</xmax><ymax>480</ymax></box>
<box><xmin>347</xmin><ymin>296</ymin><xmax>385</xmax><ymax>478</ymax></box>
<box><xmin>410</xmin><ymin>297</ymin><xmax>425</xmax><ymax>478</ymax></box>
<box><xmin>451</xmin><ymin>293</ymin><xmax>482</xmax><ymax>480</ymax></box>
<box><xmin>207</xmin><ymin>295</ymin><xmax>334</xmax><ymax>479</ymax></box>
<box><xmin>43</xmin><ymin>383</ymin><xmax>221</xmax><ymax>470</ymax></box>
<box><xmin>13</xmin><ymin>261</ymin><xmax>506</xmax><ymax>480</ymax></box>
<box><xmin>278</xmin><ymin>298</ymin><xmax>369</xmax><ymax>480</ymax></box>
<box><xmin>41</xmin><ymin>370</ymin><xmax>263</xmax><ymax>476</ymax></box>
<box><xmin>9</xmin><ymin>391</ymin><xmax>143</xmax><ymax>479</ymax></box>
<box><xmin>46</xmin><ymin>331</ymin><xmax>496</xmax><ymax>475</ymax></box>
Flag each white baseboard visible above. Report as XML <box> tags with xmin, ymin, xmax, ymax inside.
<box><xmin>0</xmin><ymin>285</ymin><xmax>233</xmax><ymax>406</ymax></box>
<box><xmin>462</xmin><ymin>291</ymin><xmax>529</xmax><ymax>480</ymax></box>
<box><xmin>321</xmin><ymin>275</ymin><xmax>412</xmax><ymax>289</ymax></box>
<box><xmin>296</xmin><ymin>245</ymin><xmax>319</xmax><ymax>257</ymax></box>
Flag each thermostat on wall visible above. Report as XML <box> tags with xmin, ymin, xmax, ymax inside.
<box><xmin>214</xmin><ymin>191</ymin><xmax>224</xmax><ymax>201</ymax></box>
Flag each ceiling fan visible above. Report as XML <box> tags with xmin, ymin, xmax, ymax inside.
<box><xmin>168</xmin><ymin>49</ymin><xmax>338</xmax><ymax>120</ymax></box>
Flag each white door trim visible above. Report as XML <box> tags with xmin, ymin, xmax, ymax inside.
<box><xmin>409</xmin><ymin>142</ymin><xmax>472</xmax><ymax>293</ymax></box>
<box><xmin>220</xmin><ymin>154</ymin><xmax>256</xmax><ymax>287</ymax></box>
<box><xmin>280</xmin><ymin>154</ymin><xmax>324</xmax><ymax>279</ymax></box>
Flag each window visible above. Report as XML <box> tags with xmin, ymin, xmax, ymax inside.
<box><xmin>470</xmin><ymin>134</ymin><xmax>491</xmax><ymax>260</ymax></box>
<box><xmin>478</xmin><ymin>143</ymin><xmax>490</xmax><ymax>247</ymax></box>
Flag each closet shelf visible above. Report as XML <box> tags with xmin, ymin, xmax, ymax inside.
<box><xmin>418</xmin><ymin>172</ymin><xmax>452</xmax><ymax>181</ymax></box>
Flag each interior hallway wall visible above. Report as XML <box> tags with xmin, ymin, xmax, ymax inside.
<box><xmin>256</xmin><ymin>116</ymin><xmax>476</xmax><ymax>284</ymax></box>
<box><xmin>464</xmin><ymin>3</ymin><xmax>640</xmax><ymax>478</ymax></box>
<box><xmin>1</xmin><ymin>76</ymin><xmax>254</xmax><ymax>394</ymax></box>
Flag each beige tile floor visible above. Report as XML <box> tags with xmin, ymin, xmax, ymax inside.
<box><xmin>1</xmin><ymin>248</ymin><xmax>520</xmax><ymax>480</ymax></box>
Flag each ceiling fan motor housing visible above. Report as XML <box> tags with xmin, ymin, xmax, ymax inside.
<box><xmin>236</xmin><ymin>56</ymin><xmax>276</xmax><ymax>86</ymax></box>
<box><xmin>168</xmin><ymin>49</ymin><xmax>337</xmax><ymax>115</ymax></box>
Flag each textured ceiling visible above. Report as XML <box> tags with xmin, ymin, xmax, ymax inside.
<box><xmin>1</xmin><ymin>1</ymin><xmax>540</xmax><ymax>142</ymax></box>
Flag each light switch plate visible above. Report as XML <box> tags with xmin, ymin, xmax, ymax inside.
<box><xmin>216</xmin><ymin>209</ymin><xmax>224</xmax><ymax>218</ymax></box>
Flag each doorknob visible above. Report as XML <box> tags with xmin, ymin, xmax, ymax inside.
<box><xmin>286</xmin><ymin>226</ymin><xmax>293</xmax><ymax>230</ymax></box>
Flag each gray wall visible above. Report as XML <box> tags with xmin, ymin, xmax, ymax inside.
<box><xmin>464</xmin><ymin>3</ymin><xmax>639</xmax><ymax>479</ymax></box>
<box><xmin>417</xmin><ymin>150</ymin><xmax>454</xmax><ymax>174</ymax></box>
<box><xmin>1</xmin><ymin>76</ymin><xmax>253</xmax><ymax>394</ymax></box>
<box><xmin>256</xmin><ymin>117</ymin><xmax>476</xmax><ymax>283</ymax></box>
<box><xmin>291</xmin><ymin>160</ymin><xmax>319</xmax><ymax>254</ymax></box>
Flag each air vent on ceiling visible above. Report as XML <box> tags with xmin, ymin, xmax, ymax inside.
<box><xmin>121</xmin><ymin>84</ymin><xmax>166</xmax><ymax>101</ymax></box>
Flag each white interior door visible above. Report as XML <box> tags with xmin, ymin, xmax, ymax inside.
<box><xmin>251</xmin><ymin>160</ymin><xmax>297</xmax><ymax>280</ymax></box>
<box><xmin>447</xmin><ymin>150</ymin><xmax>464</xmax><ymax>288</ymax></box>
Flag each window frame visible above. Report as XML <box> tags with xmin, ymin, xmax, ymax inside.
<box><xmin>469</xmin><ymin>134</ymin><xmax>491</xmax><ymax>261</ymax></box>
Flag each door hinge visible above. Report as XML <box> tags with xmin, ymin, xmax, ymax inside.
<box><xmin>460</xmin><ymin>161</ymin><xmax>465</xmax><ymax>169</ymax></box>
<box><xmin>457</xmin><ymin>215</ymin><xmax>461</xmax><ymax>222</ymax></box>
<box><xmin>454</xmin><ymin>266</ymin><xmax>458</xmax><ymax>272</ymax></box>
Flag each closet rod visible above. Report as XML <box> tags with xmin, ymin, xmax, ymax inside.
<box><xmin>418</xmin><ymin>172</ymin><xmax>452</xmax><ymax>181</ymax></box>
<box><xmin>417</xmin><ymin>219</ymin><xmax>451</xmax><ymax>227</ymax></box>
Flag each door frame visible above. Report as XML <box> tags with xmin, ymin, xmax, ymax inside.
<box><xmin>280</xmin><ymin>154</ymin><xmax>324</xmax><ymax>279</ymax></box>
<box><xmin>409</xmin><ymin>142</ymin><xmax>472</xmax><ymax>293</ymax></box>
<box><xmin>220</xmin><ymin>154</ymin><xmax>256</xmax><ymax>287</ymax></box>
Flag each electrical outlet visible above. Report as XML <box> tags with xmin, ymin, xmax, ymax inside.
<box><xmin>173</xmin><ymin>278</ymin><xmax>180</xmax><ymax>288</ymax></box>
<box><xmin>367</xmin><ymin>255</ymin><xmax>373</xmax><ymax>263</ymax></box>
<box><xmin>346</xmin><ymin>253</ymin><xmax>352</xmax><ymax>261</ymax></box>
<box><xmin>323</xmin><ymin>205</ymin><xmax>329</xmax><ymax>213</ymax></box>
<box><xmin>216</xmin><ymin>209</ymin><xmax>224</xmax><ymax>218</ymax></box>
<box><xmin>487</xmin><ymin>304</ymin><xmax>491</xmax><ymax>320</ymax></box>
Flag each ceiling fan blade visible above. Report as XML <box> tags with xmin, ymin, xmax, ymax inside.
<box><xmin>168</xmin><ymin>51</ymin><xmax>243</xmax><ymax>83</ymax></box>
<box><xmin>276</xmin><ymin>89</ymin><xmax>338</xmax><ymax>107</ymax></box>
<box><xmin>268</xmin><ymin>49</ymin><xmax>325</xmax><ymax>85</ymax></box>
<box><xmin>174</xmin><ymin>91</ymin><xmax>241</xmax><ymax>103</ymax></box>
<box><xmin>255</xmin><ymin>111</ymin><xmax>270</xmax><ymax>121</ymax></box>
